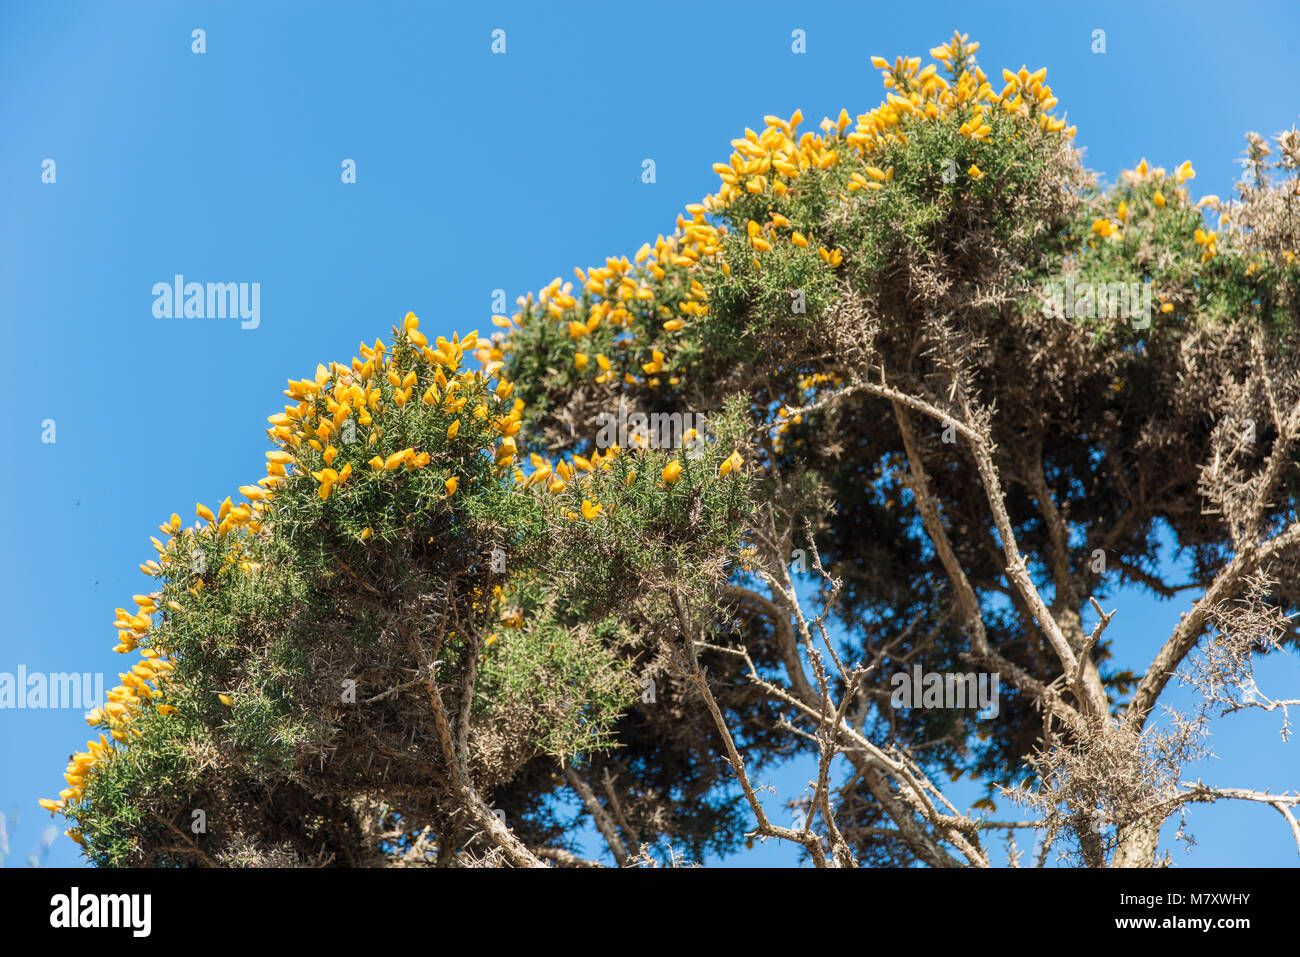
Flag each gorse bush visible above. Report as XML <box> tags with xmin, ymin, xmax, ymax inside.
<box><xmin>44</xmin><ymin>33</ymin><xmax>1300</xmax><ymax>867</ymax></box>
<box><xmin>43</xmin><ymin>320</ymin><xmax>751</xmax><ymax>866</ymax></box>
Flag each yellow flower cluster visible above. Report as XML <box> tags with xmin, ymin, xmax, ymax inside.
<box><xmin>798</xmin><ymin>372</ymin><xmax>842</xmax><ymax>391</ymax></box>
<box><xmin>522</xmin><ymin>443</ymin><xmax>621</xmax><ymax>496</ymax></box>
<box><xmin>1091</xmin><ymin>217</ymin><xmax>1121</xmax><ymax>240</ymax></box>
<box><xmin>716</xmin><ymin>32</ymin><xmax>1070</xmax><ymax>205</ymax></box>
<box><xmin>43</xmin><ymin>523</ymin><xmax>186</xmax><ymax>839</ymax></box>
<box><xmin>44</xmin><ymin>311</ymin><xmax>522</xmax><ymax>835</ymax></box>
<box><xmin>1112</xmin><ymin>157</ymin><xmax>1221</xmax><ymax>260</ymax></box>
<box><xmin>276</xmin><ymin>312</ymin><xmax>521</xmax><ymax>482</ymax></box>
<box><xmin>492</xmin><ymin>34</ymin><xmax>1076</xmax><ymax>400</ymax></box>
<box><xmin>772</xmin><ymin>405</ymin><xmax>804</xmax><ymax>453</ymax></box>
<box><xmin>491</xmin><ymin>243</ymin><xmax>712</xmax><ymax>390</ymax></box>
<box><xmin>1121</xmin><ymin>157</ymin><xmax>1197</xmax><ymax>189</ymax></box>
<box><xmin>768</xmin><ymin>373</ymin><xmax>845</xmax><ymax>453</ymax></box>
<box><xmin>39</xmin><ymin>646</ymin><xmax>176</xmax><ymax>837</ymax></box>
<box><xmin>515</xmin><ymin>434</ymin><xmax>745</xmax><ymax>538</ymax></box>
<box><xmin>710</xmin><ymin>33</ymin><xmax>1072</xmax><ymax>231</ymax></box>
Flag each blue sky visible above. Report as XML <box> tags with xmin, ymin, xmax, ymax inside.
<box><xmin>2</xmin><ymin>0</ymin><xmax>1298</xmax><ymax>868</ymax></box>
